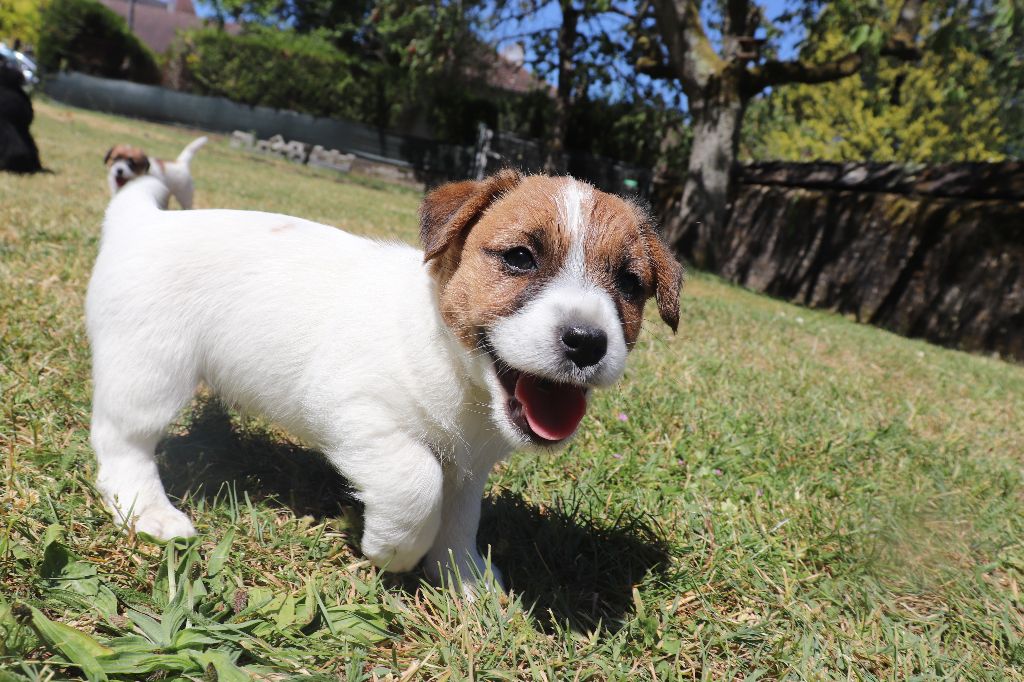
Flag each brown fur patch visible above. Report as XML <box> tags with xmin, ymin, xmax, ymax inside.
<box><xmin>432</xmin><ymin>175</ymin><xmax>577</xmax><ymax>347</ymax></box>
<box><xmin>585</xmin><ymin>192</ymin><xmax>683</xmax><ymax>334</ymax></box>
<box><xmin>581</xmin><ymin>192</ymin><xmax>653</xmax><ymax>344</ymax></box>
<box><xmin>642</xmin><ymin>220</ymin><xmax>683</xmax><ymax>332</ymax></box>
<box><xmin>104</xmin><ymin>144</ymin><xmax>150</xmax><ymax>174</ymax></box>
<box><xmin>420</xmin><ymin>169</ymin><xmax>522</xmax><ymax>264</ymax></box>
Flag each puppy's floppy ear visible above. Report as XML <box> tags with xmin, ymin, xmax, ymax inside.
<box><xmin>420</xmin><ymin>168</ymin><xmax>522</xmax><ymax>262</ymax></box>
<box><xmin>643</xmin><ymin>221</ymin><xmax>684</xmax><ymax>332</ymax></box>
<box><xmin>103</xmin><ymin>147</ymin><xmax>114</xmax><ymax>165</ymax></box>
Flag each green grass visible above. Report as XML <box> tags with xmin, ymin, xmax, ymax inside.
<box><xmin>2</xmin><ymin>100</ymin><xmax>1024</xmax><ymax>680</ymax></box>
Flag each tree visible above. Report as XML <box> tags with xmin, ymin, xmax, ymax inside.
<box><xmin>186</xmin><ymin>1</ymin><xmax>490</xmax><ymax>135</ymax></box>
<box><xmin>0</xmin><ymin>0</ymin><xmax>42</xmax><ymax>47</ymax></box>
<box><xmin>743</xmin><ymin>45</ymin><xmax>1008</xmax><ymax>163</ymax></box>
<box><xmin>486</xmin><ymin>0</ymin><xmax>588</xmax><ymax>171</ymax></box>
<box><xmin>546</xmin><ymin>0</ymin><xmax>579</xmax><ymax>172</ymax></box>
<box><xmin>742</xmin><ymin>1</ymin><xmax>1020</xmax><ymax>163</ymax></box>
<box><xmin>632</xmin><ymin>0</ymin><xmax>930</xmax><ymax>268</ymax></box>
<box><xmin>37</xmin><ymin>0</ymin><xmax>160</xmax><ymax>83</ymax></box>
<box><xmin>165</xmin><ymin>27</ymin><xmax>367</xmax><ymax>118</ymax></box>
<box><xmin>487</xmin><ymin>0</ymin><xmax>664</xmax><ymax>172</ymax></box>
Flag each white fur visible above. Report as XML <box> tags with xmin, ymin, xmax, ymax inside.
<box><xmin>107</xmin><ymin>136</ymin><xmax>207</xmax><ymax>209</ymax></box>
<box><xmin>89</xmin><ymin>178</ymin><xmax>516</xmax><ymax>592</ymax></box>
<box><xmin>488</xmin><ymin>278</ymin><xmax>626</xmax><ymax>389</ymax></box>
<box><xmin>87</xmin><ymin>175</ymin><xmax>634</xmax><ymax>595</ymax></box>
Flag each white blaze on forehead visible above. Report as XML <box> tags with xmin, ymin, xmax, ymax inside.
<box><xmin>555</xmin><ymin>180</ymin><xmax>594</xmax><ymax>237</ymax></box>
<box><xmin>555</xmin><ymin>180</ymin><xmax>594</xmax><ymax>279</ymax></box>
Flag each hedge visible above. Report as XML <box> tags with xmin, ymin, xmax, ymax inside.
<box><xmin>37</xmin><ymin>0</ymin><xmax>160</xmax><ymax>84</ymax></box>
<box><xmin>164</xmin><ymin>27</ymin><xmax>368</xmax><ymax>121</ymax></box>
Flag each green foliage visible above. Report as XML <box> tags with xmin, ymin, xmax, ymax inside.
<box><xmin>5</xmin><ymin>535</ymin><xmax>390</xmax><ymax>680</ymax></box>
<box><xmin>743</xmin><ymin>1</ymin><xmax>1019</xmax><ymax>162</ymax></box>
<box><xmin>38</xmin><ymin>525</ymin><xmax>118</xmax><ymax>619</ymax></box>
<box><xmin>204</xmin><ymin>0</ymin><xmax>372</xmax><ymax>33</ymax></box>
<box><xmin>36</xmin><ymin>0</ymin><xmax>160</xmax><ymax>84</ymax></box>
<box><xmin>354</xmin><ymin>0</ymin><xmax>492</xmax><ymax>134</ymax></box>
<box><xmin>165</xmin><ymin>27</ymin><xmax>366</xmax><ymax>120</ymax></box>
<box><xmin>0</xmin><ymin>0</ymin><xmax>42</xmax><ymax>46</ymax></box>
<box><xmin>167</xmin><ymin>2</ymin><xmax>493</xmax><ymax>135</ymax></box>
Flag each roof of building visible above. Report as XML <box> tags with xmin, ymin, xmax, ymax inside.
<box><xmin>467</xmin><ymin>43</ymin><xmax>551</xmax><ymax>97</ymax></box>
<box><xmin>488</xmin><ymin>45</ymin><xmax>548</xmax><ymax>94</ymax></box>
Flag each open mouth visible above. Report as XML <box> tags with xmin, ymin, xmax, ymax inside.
<box><xmin>491</xmin><ymin>355</ymin><xmax>588</xmax><ymax>445</ymax></box>
<box><xmin>114</xmin><ymin>176</ymin><xmax>128</xmax><ymax>188</ymax></box>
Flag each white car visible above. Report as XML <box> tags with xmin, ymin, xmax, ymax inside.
<box><xmin>0</xmin><ymin>43</ymin><xmax>38</xmax><ymax>90</ymax></box>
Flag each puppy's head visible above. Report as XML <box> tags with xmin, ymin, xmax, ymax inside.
<box><xmin>421</xmin><ymin>170</ymin><xmax>683</xmax><ymax>449</ymax></box>
<box><xmin>104</xmin><ymin>144</ymin><xmax>150</xmax><ymax>190</ymax></box>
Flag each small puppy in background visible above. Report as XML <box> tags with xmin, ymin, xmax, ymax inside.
<box><xmin>104</xmin><ymin>136</ymin><xmax>207</xmax><ymax>208</ymax></box>
<box><xmin>87</xmin><ymin>170</ymin><xmax>682</xmax><ymax>595</ymax></box>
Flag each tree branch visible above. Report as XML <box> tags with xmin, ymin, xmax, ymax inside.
<box><xmin>489</xmin><ymin>0</ymin><xmax>551</xmax><ymax>28</ymax></box>
<box><xmin>744</xmin><ymin>0</ymin><xmax>924</xmax><ymax>96</ymax></box>
<box><xmin>635</xmin><ymin>56</ymin><xmax>679</xmax><ymax>80</ymax></box>
<box><xmin>745</xmin><ymin>51</ymin><xmax>864</xmax><ymax>90</ymax></box>
<box><xmin>725</xmin><ymin>0</ymin><xmax>752</xmax><ymax>39</ymax></box>
<box><xmin>650</xmin><ymin>0</ymin><xmax>724</xmax><ymax>94</ymax></box>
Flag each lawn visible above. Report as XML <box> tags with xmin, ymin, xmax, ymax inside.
<box><xmin>2</xmin><ymin>100</ymin><xmax>1024</xmax><ymax>680</ymax></box>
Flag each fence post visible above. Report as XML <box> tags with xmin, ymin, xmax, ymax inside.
<box><xmin>473</xmin><ymin>123</ymin><xmax>494</xmax><ymax>180</ymax></box>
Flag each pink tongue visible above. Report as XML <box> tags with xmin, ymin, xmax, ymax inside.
<box><xmin>514</xmin><ymin>375</ymin><xmax>587</xmax><ymax>441</ymax></box>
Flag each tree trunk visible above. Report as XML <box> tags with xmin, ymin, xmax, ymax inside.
<box><xmin>544</xmin><ymin>1</ymin><xmax>578</xmax><ymax>174</ymax></box>
<box><xmin>663</xmin><ymin>74</ymin><xmax>745</xmax><ymax>270</ymax></box>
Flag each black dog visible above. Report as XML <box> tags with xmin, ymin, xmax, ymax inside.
<box><xmin>0</xmin><ymin>63</ymin><xmax>42</xmax><ymax>174</ymax></box>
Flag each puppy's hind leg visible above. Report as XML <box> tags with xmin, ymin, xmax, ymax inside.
<box><xmin>328</xmin><ymin>432</ymin><xmax>443</xmax><ymax>573</ymax></box>
<box><xmin>175</xmin><ymin>180</ymin><xmax>195</xmax><ymax>210</ymax></box>
<box><xmin>90</xmin><ymin>352</ymin><xmax>198</xmax><ymax>541</ymax></box>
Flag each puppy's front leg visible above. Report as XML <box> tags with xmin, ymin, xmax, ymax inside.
<box><xmin>329</xmin><ymin>433</ymin><xmax>444</xmax><ymax>573</ymax></box>
<box><xmin>423</xmin><ymin>466</ymin><xmax>502</xmax><ymax>595</ymax></box>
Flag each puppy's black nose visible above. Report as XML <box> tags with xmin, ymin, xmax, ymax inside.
<box><xmin>561</xmin><ymin>325</ymin><xmax>607</xmax><ymax>368</ymax></box>
<box><xmin>115</xmin><ymin>168</ymin><xmax>123</xmax><ymax>177</ymax></box>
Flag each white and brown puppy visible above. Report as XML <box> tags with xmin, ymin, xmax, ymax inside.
<box><xmin>86</xmin><ymin>170</ymin><xmax>682</xmax><ymax>593</ymax></box>
<box><xmin>104</xmin><ymin>136</ymin><xmax>207</xmax><ymax>208</ymax></box>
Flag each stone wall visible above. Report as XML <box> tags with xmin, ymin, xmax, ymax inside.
<box><xmin>703</xmin><ymin>162</ymin><xmax>1024</xmax><ymax>360</ymax></box>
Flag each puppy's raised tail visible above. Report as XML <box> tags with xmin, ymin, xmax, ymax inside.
<box><xmin>176</xmin><ymin>136</ymin><xmax>209</xmax><ymax>166</ymax></box>
<box><xmin>103</xmin><ymin>176</ymin><xmax>170</xmax><ymax>238</ymax></box>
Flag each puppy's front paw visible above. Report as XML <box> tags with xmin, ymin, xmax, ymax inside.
<box><xmin>131</xmin><ymin>507</ymin><xmax>197</xmax><ymax>541</ymax></box>
<box><xmin>361</xmin><ymin>532</ymin><xmax>429</xmax><ymax>573</ymax></box>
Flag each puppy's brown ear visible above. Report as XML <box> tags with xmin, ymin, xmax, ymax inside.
<box><xmin>103</xmin><ymin>147</ymin><xmax>114</xmax><ymax>165</ymax></box>
<box><xmin>644</xmin><ymin>224</ymin><xmax>683</xmax><ymax>332</ymax></box>
<box><xmin>420</xmin><ymin>168</ymin><xmax>522</xmax><ymax>262</ymax></box>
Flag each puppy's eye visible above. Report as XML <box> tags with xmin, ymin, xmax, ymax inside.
<box><xmin>617</xmin><ymin>269</ymin><xmax>644</xmax><ymax>300</ymax></box>
<box><xmin>502</xmin><ymin>247</ymin><xmax>537</xmax><ymax>272</ymax></box>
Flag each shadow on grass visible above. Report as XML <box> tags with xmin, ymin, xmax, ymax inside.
<box><xmin>157</xmin><ymin>398</ymin><xmax>358</xmax><ymax>519</ymax></box>
<box><xmin>480</xmin><ymin>492</ymin><xmax>670</xmax><ymax>632</ymax></box>
<box><xmin>157</xmin><ymin>397</ymin><xmax>669</xmax><ymax>632</ymax></box>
